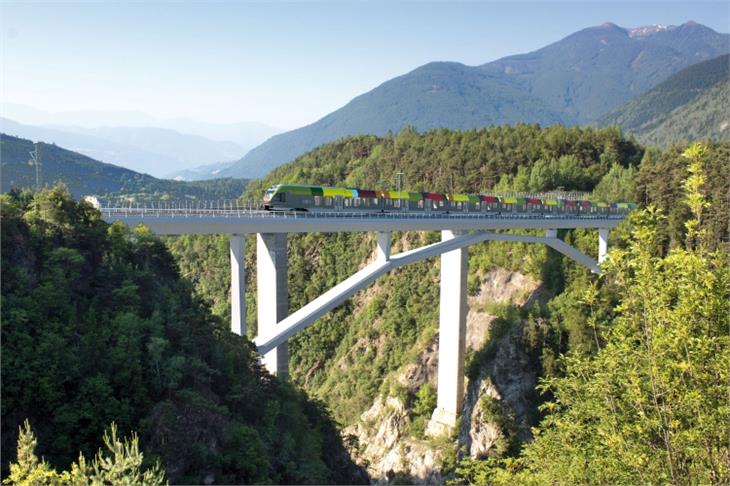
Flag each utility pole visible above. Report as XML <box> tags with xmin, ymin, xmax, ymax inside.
<box><xmin>29</xmin><ymin>143</ymin><xmax>42</xmax><ymax>191</ymax></box>
<box><xmin>396</xmin><ymin>172</ymin><xmax>404</xmax><ymax>192</ymax></box>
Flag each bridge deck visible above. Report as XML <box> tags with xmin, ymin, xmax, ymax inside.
<box><xmin>100</xmin><ymin>208</ymin><xmax>623</xmax><ymax>234</ymax></box>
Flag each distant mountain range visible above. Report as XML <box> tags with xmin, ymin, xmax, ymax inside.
<box><xmin>0</xmin><ymin>106</ymin><xmax>282</xmax><ymax>178</ymax></box>
<box><xmin>600</xmin><ymin>54</ymin><xmax>729</xmax><ymax>146</ymax></box>
<box><xmin>221</xmin><ymin>21</ymin><xmax>728</xmax><ymax>179</ymax></box>
<box><xmin>155</xmin><ymin>119</ymin><xmax>283</xmax><ymax>149</ymax></box>
<box><xmin>0</xmin><ymin>117</ymin><xmax>243</xmax><ymax>178</ymax></box>
<box><xmin>166</xmin><ymin>160</ymin><xmax>236</xmax><ymax>181</ymax></box>
<box><xmin>0</xmin><ymin>134</ymin><xmax>247</xmax><ymax>201</ymax></box>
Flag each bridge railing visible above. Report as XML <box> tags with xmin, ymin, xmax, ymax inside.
<box><xmin>99</xmin><ymin>206</ymin><xmax>628</xmax><ymax>221</ymax></box>
<box><xmin>97</xmin><ymin>190</ymin><xmax>599</xmax><ymax>213</ymax></box>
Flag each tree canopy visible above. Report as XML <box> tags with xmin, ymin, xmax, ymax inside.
<box><xmin>1</xmin><ymin>186</ymin><xmax>363</xmax><ymax>484</ymax></box>
<box><xmin>452</xmin><ymin>144</ymin><xmax>730</xmax><ymax>485</ymax></box>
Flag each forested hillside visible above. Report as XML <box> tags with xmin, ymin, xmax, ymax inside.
<box><xmin>0</xmin><ymin>187</ymin><xmax>365</xmax><ymax>484</ymax></box>
<box><xmin>0</xmin><ymin>134</ymin><xmax>248</xmax><ymax>201</ymax></box>
<box><xmin>600</xmin><ymin>54</ymin><xmax>730</xmax><ymax>146</ymax></box>
<box><xmin>626</xmin><ymin>79</ymin><xmax>730</xmax><ymax>147</ymax></box>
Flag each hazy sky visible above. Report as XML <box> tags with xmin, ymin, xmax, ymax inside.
<box><xmin>1</xmin><ymin>1</ymin><xmax>728</xmax><ymax>129</ymax></box>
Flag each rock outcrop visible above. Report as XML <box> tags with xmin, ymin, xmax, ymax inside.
<box><xmin>344</xmin><ymin>396</ymin><xmax>446</xmax><ymax>484</ymax></box>
<box><xmin>343</xmin><ymin>267</ymin><xmax>543</xmax><ymax>483</ymax></box>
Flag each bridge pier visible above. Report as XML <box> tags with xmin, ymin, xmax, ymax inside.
<box><xmin>427</xmin><ymin>230</ymin><xmax>468</xmax><ymax>436</ymax></box>
<box><xmin>598</xmin><ymin>228</ymin><xmax>609</xmax><ymax>263</ymax></box>
<box><xmin>229</xmin><ymin>235</ymin><xmax>246</xmax><ymax>336</ymax></box>
<box><xmin>257</xmin><ymin>233</ymin><xmax>289</xmax><ymax>378</ymax></box>
<box><xmin>376</xmin><ymin>231</ymin><xmax>391</xmax><ymax>261</ymax></box>
<box><xmin>105</xmin><ymin>206</ymin><xmax>625</xmax><ymax>404</ymax></box>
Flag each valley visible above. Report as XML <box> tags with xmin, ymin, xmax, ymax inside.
<box><xmin>2</xmin><ymin>9</ymin><xmax>729</xmax><ymax>486</ymax></box>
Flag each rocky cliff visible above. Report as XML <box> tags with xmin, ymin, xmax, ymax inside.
<box><xmin>344</xmin><ymin>268</ymin><xmax>543</xmax><ymax>483</ymax></box>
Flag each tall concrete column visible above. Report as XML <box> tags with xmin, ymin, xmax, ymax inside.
<box><xmin>230</xmin><ymin>235</ymin><xmax>246</xmax><ymax>336</ymax></box>
<box><xmin>428</xmin><ymin>230</ymin><xmax>468</xmax><ymax>436</ymax></box>
<box><xmin>545</xmin><ymin>229</ymin><xmax>558</xmax><ymax>239</ymax></box>
<box><xmin>376</xmin><ymin>231</ymin><xmax>391</xmax><ymax>261</ymax></box>
<box><xmin>598</xmin><ymin>228</ymin><xmax>609</xmax><ymax>263</ymax></box>
<box><xmin>257</xmin><ymin>233</ymin><xmax>289</xmax><ymax>378</ymax></box>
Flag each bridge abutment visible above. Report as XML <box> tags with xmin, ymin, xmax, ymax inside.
<box><xmin>257</xmin><ymin>233</ymin><xmax>289</xmax><ymax>378</ymax></box>
<box><xmin>230</xmin><ymin>235</ymin><xmax>246</xmax><ymax>336</ymax></box>
<box><xmin>427</xmin><ymin>230</ymin><xmax>468</xmax><ymax>437</ymax></box>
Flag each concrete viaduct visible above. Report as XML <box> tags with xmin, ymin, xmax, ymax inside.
<box><xmin>101</xmin><ymin>206</ymin><xmax>618</xmax><ymax>434</ymax></box>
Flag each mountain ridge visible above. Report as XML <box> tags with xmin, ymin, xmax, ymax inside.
<box><xmin>0</xmin><ymin>133</ymin><xmax>247</xmax><ymax>200</ymax></box>
<box><xmin>2</xmin><ymin>103</ymin><xmax>283</xmax><ymax>148</ymax></box>
<box><xmin>0</xmin><ymin>117</ymin><xmax>246</xmax><ymax>178</ymax></box>
<box><xmin>221</xmin><ymin>21</ymin><xmax>728</xmax><ymax>179</ymax></box>
<box><xmin>599</xmin><ymin>53</ymin><xmax>729</xmax><ymax>140</ymax></box>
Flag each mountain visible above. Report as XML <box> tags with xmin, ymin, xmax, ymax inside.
<box><xmin>1</xmin><ymin>132</ymin><xmax>150</xmax><ymax>195</ymax></box>
<box><xmin>2</xmin><ymin>103</ymin><xmax>283</xmax><ymax>149</ymax></box>
<box><xmin>54</xmin><ymin>124</ymin><xmax>246</xmax><ymax>167</ymax></box>
<box><xmin>0</xmin><ymin>133</ymin><xmax>247</xmax><ymax>200</ymax></box>
<box><xmin>600</xmin><ymin>54</ymin><xmax>730</xmax><ymax>145</ymax></box>
<box><xmin>221</xmin><ymin>21</ymin><xmax>729</xmax><ymax>179</ymax></box>
<box><xmin>480</xmin><ymin>22</ymin><xmax>730</xmax><ymax>122</ymax></box>
<box><xmin>157</xmin><ymin>118</ymin><xmax>283</xmax><ymax>148</ymax></box>
<box><xmin>219</xmin><ymin>63</ymin><xmax>567</xmax><ymax>179</ymax></box>
<box><xmin>632</xmin><ymin>77</ymin><xmax>730</xmax><ymax>147</ymax></box>
<box><xmin>165</xmin><ymin>160</ymin><xmax>235</xmax><ymax>181</ymax></box>
<box><xmin>1</xmin><ymin>117</ymin><xmax>176</xmax><ymax>177</ymax></box>
<box><xmin>0</xmin><ymin>118</ymin><xmax>248</xmax><ymax>177</ymax></box>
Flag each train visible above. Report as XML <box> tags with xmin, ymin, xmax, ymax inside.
<box><xmin>262</xmin><ymin>184</ymin><xmax>636</xmax><ymax>217</ymax></box>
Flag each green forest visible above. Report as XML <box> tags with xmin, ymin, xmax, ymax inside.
<box><xmin>2</xmin><ymin>125</ymin><xmax>728</xmax><ymax>485</ymax></box>
<box><xmin>1</xmin><ymin>187</ymin><xmax>364</xmax><ymax>484</ymax></box>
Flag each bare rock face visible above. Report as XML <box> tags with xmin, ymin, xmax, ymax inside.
<box><xmin>344</xmin><ymin>396</ymin><xmax>445</xmax><ymax>484</ymax></box>
<box><xmin>344</xmin><ymin>268</ymin><xmax>542</xmax><ymax>483</ymax></box>
<box><xmin>466</xmin><ymin>267</ymin><xmax>541</xmax><ymax>350</ymax></box>
<box><xmin>476</xmin><ymin>267</ymin><xmax>540</xmax><ymax>306</ymax></box>
<box><xmin>460</xmin><ymin>380</ymin><xmax>503</xmax><ymax>459</ymax></box>
<box><xmin>397</xmin><ymin>339</ymin><xmax>439</xmax><ymax>392</ymax></box>
<box><xmin>458</xmin><ymin>327</ymin><xmax>539</xmax><ymax>459</ymax></box>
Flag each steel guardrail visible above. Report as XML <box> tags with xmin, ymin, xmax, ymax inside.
<box><xmin>100</xmin><ymin>207</ymin><xmax>627</xmax><ymax>221</ymax></box>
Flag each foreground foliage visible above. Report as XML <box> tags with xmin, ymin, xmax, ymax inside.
<box><xmin>1</xmin><ymin>186</ymin><xmax>362</xmax><ymax>484</ymax></box>
<box><xmin>5</xmin><ymin>420</ymin><xmax>164</xmax><ymax>486</ymax></box>
<box><xmin>515</xmin><ymin>214</ymin><xmax>729</xmax><ymax>484</ymax></box>
<box><xmin>453</xmin><ymin>145</ymin><xmax>729</xmax><ymax>484</ymax></box>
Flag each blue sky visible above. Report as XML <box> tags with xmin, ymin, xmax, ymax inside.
<box><xmin>1</xmin><ymin>1</ymin><xmax>728</xmax><ymax>129</ymax></box>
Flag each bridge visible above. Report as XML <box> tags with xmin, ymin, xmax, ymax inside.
<box><xmin>100</xmin><ymin>204</ymin><xmax>620</xmax><ymax>435</ymax></box>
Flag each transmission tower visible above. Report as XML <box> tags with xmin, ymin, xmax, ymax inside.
<box><xmin>29</xmin><ymin>143</ymin><xmax>41</xmax><ymax>191</ymax></box>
